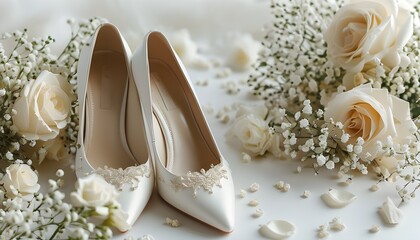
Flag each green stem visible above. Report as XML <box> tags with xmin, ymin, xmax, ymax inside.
<box><xmin>49</xmin><ymin>222</ymin><xmax>64</xmax><ymax>240</ymax></box>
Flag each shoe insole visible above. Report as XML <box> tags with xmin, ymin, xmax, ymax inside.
<box><xmin>85</xmin><ymin>51</ymin><xmax>139</xmax><ymax>169</ymax></box>
<box><xmin>150</xmin><ymin>59</ymin><xmax>217</xmax><ymax>175</ymax></box>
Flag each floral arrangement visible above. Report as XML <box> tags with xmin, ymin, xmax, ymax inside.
<box><xmin>231</xmin><ymin>0</ymin><xmax>420</xmax><ymax>201</ymax></box>
<box><xmin>0</xmin><ymin>18</ymin><xmax>129</xmax><ymax>239</ymax></box>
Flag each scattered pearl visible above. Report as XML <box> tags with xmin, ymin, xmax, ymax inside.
<box><xmin>203</xmin><ymin>104</ymin><xmax>214</xmax><ymax>114</ymax></box>
<box><xmin>275</xmin><ymin>181</ymin><xmax>291</xmax><ymax>192</ymax></box>
<box><xmin>317</xmin><ymin>225</ymin><xmax>330</xmax><ymax>238</ymax></box>
<box><xmin>369</xmin><ymin>225</ymin><xmax>380</xmax><ymax>233</ymax></box>
<box><xmin>302</xmin><ymin>190</ymin><xmax>311</xmax><ymax>198</ymax></box>
<box><xmin>296</xmin><ymin>166</ymin><xmax>302</xmax><ymax>173</ymax></box>
<box><xmin>274</xmin><ymin>181</ymin><xmax>284</xmax><ymax>190</ymax></box>
<box><xmin>345</xmin><ymin>178</ymin><xmax>353</xmax><ymax>185</ymax></box>
<box><xmin>215</xmin><ymin>110</ymin><xmax>225</xmax><ymax>119</ymax></box>
<box><xmin>329</xmin><ymin>217</ymin><xmax>345</xmax><ymax>231</ymax></box>
<box><xmin>249</xmin><ymin>183</ymin><xmax>260</xmax><ymax>193</ymax></box>
<box><xmin>215</xmin><ymin>68</ymin><xmax>232</xmax><ymax>78</ymax></box>
<box><xmin>165</xmin><ymin>217</ymin><xmax>181</xmax><ymax>228</ymax></box>
<box><xmin>221</xmin><ymin>115</ymin><xmax>230</xmax><ymax>124</ymax></box>
<box><xmin>370</xmin><ymin>184</ymin><xmax>379</xmax><ymax>192</ymax></box>
<box><xmin>222</xmin><ymin>81</ymin><xmax>240</xmax><ymax>95</ymax></box>
<box><xmin>282</xmin><ymin>183</ymin><xmax>291</xmax><ymax>192</ymax></box>
<box><xmin>239</xmin><ymin>189</ymin><xmax>247</xmax><ymax>198</ymax></box>
<box><xmin>248</xmin><ymin>199</ymin><xmax>259</xmax><ymax>207</ymax></box>
<box><xmin>318</xmin><ymin>230</ymin><xmax>330</xmax><ymax>238</ymax></box>
<box><xmin>241</xmin><ymin>152</ymin><xmax>252</xmax><ymax>163</ymax></box>
<box><xmin>253</xmin><ymin>208</ymin><xmax>264</xmax><ymax>218</ymax></box>
<box><xmin>140</xmin><ymin>235</ymin><xmax>155</xmax><ymax>240</ymax></box>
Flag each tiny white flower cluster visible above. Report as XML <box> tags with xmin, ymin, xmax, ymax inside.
<box><xmin>165</xmin><ymin>217</ymin><xmax>181</xmax><ymax>228</ymax></box>
<box><xmin>232</xmin><ymin>0</ymin><xmax>420</xmax><ymax>201</ymax></box>
<box><xmin>317</xmin><ymin>217</ymin><xmax>346</xmax><ymax>238</ymax></box>
<box><xmin>0</xmin><ymin>167</ymin><xmax>126</xmax><ymax>239</ymax></box>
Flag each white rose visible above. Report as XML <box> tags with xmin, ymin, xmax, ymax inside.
<box><xmin>376</xmin><ymin>156</ymin><xmax>401</xmax><ymax>180</ymax></box>
<box><xmin>170</xmin><ymin>29</ymin><xmax>211</xmax><ymax>69</ymax></box>
<box><xmin>42</xmin><ymin>135</ymin><xmax>72</xmax><ymax>163</ymax></box>
<box><xmin>70</xmin><ymin>174</ymin><xmax>118</xmax><ymax>208</ymax></box>
<box><xmin>26</xmin><ymin>131</ymin><xmax>72</xmax><ymax>165</ymax></box>
<box><xmin>105</xmin><ymin>205</ymin><xmax>131</xmax><ymax>232</ymax></box>
<box><xmin>268</xmin><ymin>133</ymin><xmax>284</xmax><ymax>158</ymax></box>
<box><xmin>227</xmin><ymin>33</ymin><xmax>261</xmax><ymax>71</ymax></box>
<box><xmin>324</xmin><ymin>0</ymin><xmax>413</xmax><ymax>89</ymax></box>
<box><xmin>1</xmin><ymin>164</ymin><xmax>40</xmax><ymax>199</ymax></box>
<box><xmin>230</xmin><ymin>105</ymin><xmax>272</xmax><ymax>156</ymax></box>
<box><xmin>324</xmin><ymin>84</ymin><xmax>416</xmax><ymax>162</ymax></box>
<box><xmin>12</xmin><ymin>70</ymin><xmax>75</xmax><ymax>141</ymax></box>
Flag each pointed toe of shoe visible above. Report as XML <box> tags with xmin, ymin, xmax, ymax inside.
<box><xmin>191</xmin><ymin>182</ymin><xmax>235</xmax><ymax>232</ymax></box>
<box><xmin>158</xmin><ymin>164</ymin><xmax>235</xmax><ymax>232</ymax></box>
<box><xmin>116</xmin><ymin>170</ymin><xmax>154</xmax><ymax>227</ymax></box>
<box><xmin>205</xmin><ymin>200</ymin><xmax>235</xmax><ymax>233</ymax></box>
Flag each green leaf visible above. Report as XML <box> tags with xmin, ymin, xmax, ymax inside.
<box><xmin>412</xmin><ymin>106</ymin><xmax>420</xmax><ymax>118</ymax></box>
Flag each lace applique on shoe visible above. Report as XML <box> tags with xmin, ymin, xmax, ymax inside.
<box><xmin>94</xmin><ymin>164</ymin><xmax>150</xmax><ymax>191</ymax></box>
<box><xmin>171</xmin><ymin>164</ymin><xmax>228</xmax><ymax>197</ymax></box>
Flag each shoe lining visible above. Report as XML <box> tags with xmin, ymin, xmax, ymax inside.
<box><xmin>85</xmin><ymin>50</ymin><xmax>145</xmax><ymax>169</ymax></box>
<box><xmin>150</xmin><ymin>59</ymin><xmax>218</xmax><ymax>175</ymax></box>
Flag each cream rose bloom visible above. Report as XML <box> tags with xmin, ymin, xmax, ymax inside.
<box><xmin>230</xmin><ymin>105</ymin><xmax>272</xmax><ymax>156</ymax></box>
<box><xmin>71</xmin><ymin>174</ymin><xmax>130</xmax><ymax>232</ymax></box>
<box><xmin>1</xmin><ymin>164</ymin><xmax>40</xmax><ymax>199</ymax></box>
<box><xmin>12</xmin><ymin>70</ymin><xmax>74</xmax><ymax>141</ymax></box>
<box><xmin>70</xmin><ymin>174</ymin><xmax>118</xmax><ymax>208</ymax></box>
<box><xmin>324</xmin><ymin>0</ymin><xmax>413</xmax><ymax>89</ymax></box>
<box><xmin>324</xmin><ymin>84</ymin><xmax>416</xmax><ymax>162</ymax></box>
<box><xmin>26</xmin><ymin>131</ymin><xmax>72</xmax><ymax>165</ymax></box>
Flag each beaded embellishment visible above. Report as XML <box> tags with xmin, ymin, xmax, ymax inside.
<box><xmin>171</xmin><ymin>164</ymin><xmax>228</xmax><ymax>197</ymax></box>
<box><xmin>94</xmin><ymin>164</ymin><xmax>150</xmax><ymax>191</ymax></box>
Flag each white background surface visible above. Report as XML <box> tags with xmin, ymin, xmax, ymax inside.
<box><xmin>2</xmin><ymin>1</ymin><xmax>420</xmax><ymax>239</ymax></box>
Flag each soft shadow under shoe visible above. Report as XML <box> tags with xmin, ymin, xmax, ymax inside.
<box><xmin>75</xmin><ymin>23</ymin><xmax>154</xmax><ymax>230</ymax></box>
<box><xmin>131</xmin><ymin>31</ymin><xmax>235</xmax><ymax>232</ymax></box>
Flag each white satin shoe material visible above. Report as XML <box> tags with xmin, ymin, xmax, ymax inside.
<box><xmin>75</xmin><ymin>23</ymin><xmax>154</xmax><ymax>228</ymax></box>
<box><xmin>131</xmin><ymin>31</ymin><xmax>235</xmax><ymax>232</ymax></box>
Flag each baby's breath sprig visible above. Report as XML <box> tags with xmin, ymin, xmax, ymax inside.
<box><xmin>248</xmin><ymin>0</ymin><xmax>344</xmax><ymax>111</ymax></box>
<box><xmin>0</xmin><ymin>169</ymin><xmax>113</xmax><ymax>239</ymax></box>
<box><xmin>269</xmin><ymin>101</ymin><xmax>368</xmax><ymax>176</ymax></box>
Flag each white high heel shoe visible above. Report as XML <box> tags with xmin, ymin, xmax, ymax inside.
<box><xmin>75</xmin><ymin>23</ymin><xmax>154</xmax><ymax>230</ymax></box>
<box><xmin>132</xmin><ymin>31</ymin><xmax>235</xmax><ymax>232</ymax></box>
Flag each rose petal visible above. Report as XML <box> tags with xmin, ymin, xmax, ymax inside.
<box><xmin>395</xmin><ymin>8</ymin><xmax>413</xmax><ymax>47</ymax></box>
